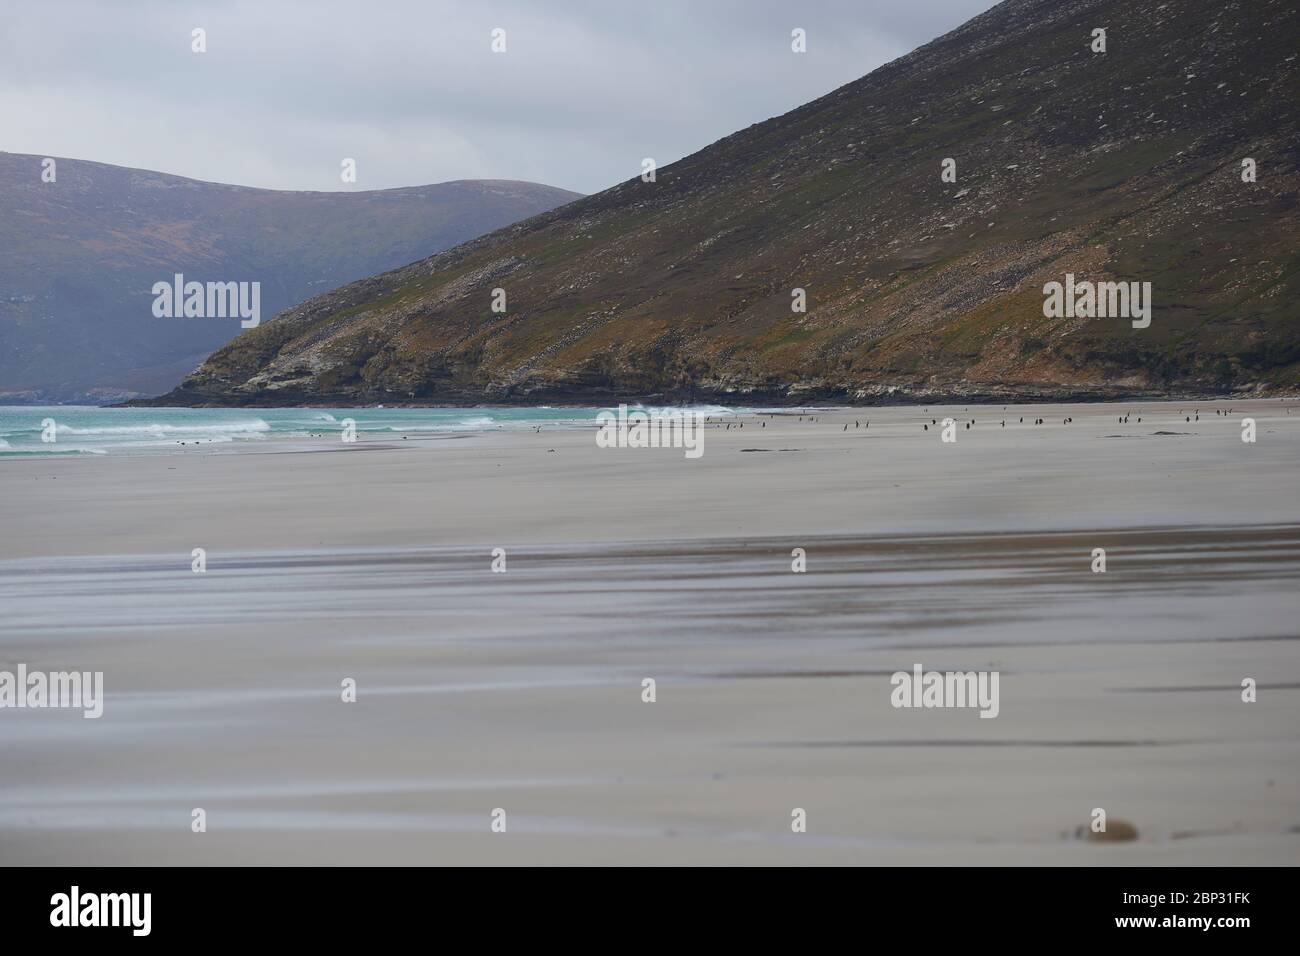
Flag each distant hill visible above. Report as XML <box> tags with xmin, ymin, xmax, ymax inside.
<box><xmin>154</xmin><ymin>0</ymin><xmax>1298</xmax><ymax>407</ymax></box>
<box><xmin>0</xmin><ymin>154</ymin><xmax>580</xmax><ymax>402</ymax></box>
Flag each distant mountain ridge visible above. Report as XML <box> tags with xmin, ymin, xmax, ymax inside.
<box><xmin>0</xmin><ymin>154</ymin><xmax>580</xmax><ymax>402</ymax></box>
<box><xmin>154</xmin><ymin>0</ymin><xmax>1299</xmax><ymax>406</ymax></box>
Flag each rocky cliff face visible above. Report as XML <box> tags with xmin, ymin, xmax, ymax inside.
<box><xmin>153</xmin><ymin>0</ymin><xmax>1299</xmax><ymax>407</ymax></box>
<box><xmin>0</xmin><ymin>155</ymin><xmax>579</xmax><ymax>402</ymax></box>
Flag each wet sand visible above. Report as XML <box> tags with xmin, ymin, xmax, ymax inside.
<box><xmin>1</xmin><ymin>399</ymin><xmax>1298</xmax><ymax>864</ymax></box>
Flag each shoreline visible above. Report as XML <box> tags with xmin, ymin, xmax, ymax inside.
<box><xmin>114</xmin><ymin>385</ymin><xmax>1295</xmax><ymax>409</ymax></box>
<box><xmin>5</xmin><ymin>399</ymin><xmax>1299</xmax><ymax>556</ymax></box>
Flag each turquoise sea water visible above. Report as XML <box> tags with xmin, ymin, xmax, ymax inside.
<box><xmin>0</xmin><ymin>405</ymin><xmax>739</xmax><ymax>456</ymax></box>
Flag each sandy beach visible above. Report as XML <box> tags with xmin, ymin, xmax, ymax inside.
<box><xmin>1</xmin><ymin>399</ymin><xmax>1298</xmax><ymax>865</ymax></box>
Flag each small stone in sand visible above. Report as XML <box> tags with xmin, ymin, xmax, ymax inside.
<box><xmin>1076</xmin><ymin>819</ymin><xmax>1139</xmax><ymax>843</ymax></box>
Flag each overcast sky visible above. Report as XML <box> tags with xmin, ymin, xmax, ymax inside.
<box><xmin>1</xmin><ymin>0</ymin><xmax>996</xmax><ymax>195</ymax></box>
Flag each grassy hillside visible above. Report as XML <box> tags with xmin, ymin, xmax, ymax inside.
<box><xmin>154</xmin><ymin>0</ymin><xmax>1300</xmax><ymax>406</ymax></box>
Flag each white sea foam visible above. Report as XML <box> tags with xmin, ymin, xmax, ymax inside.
<box><xmin>625</xmin><ymin>403</ymin><xmax>735</xmax><ymax>418</ymax></box>
<box><xmin>0</xmin><ymin>407</ymin><xmax>742</xmax><ymax>457</ymax></box>
<box><xmin>0</xmin><ymin>444</ymin><xmax>106</xmax><ymax>455</ymax></box>
<box><xmin>56</xmin><ymin>419</ymin><xmax>271</xmax><ymax>436</ymax></box>
<box><xmin>385</xmin><ymin>416</ymin><xmax>499</xmax><ymax>432</ymax></box>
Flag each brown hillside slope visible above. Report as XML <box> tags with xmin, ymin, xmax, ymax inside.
<box><xmin>153</xmin><ymin>0</ymin><xmax>1300</xmax><ymax>406</ymax></box>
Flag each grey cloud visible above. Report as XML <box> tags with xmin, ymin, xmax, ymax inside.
<box><xmin>1</xmin><ymin>0</ymin><xmax>996</xmax><ymax>194</ymax></box>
